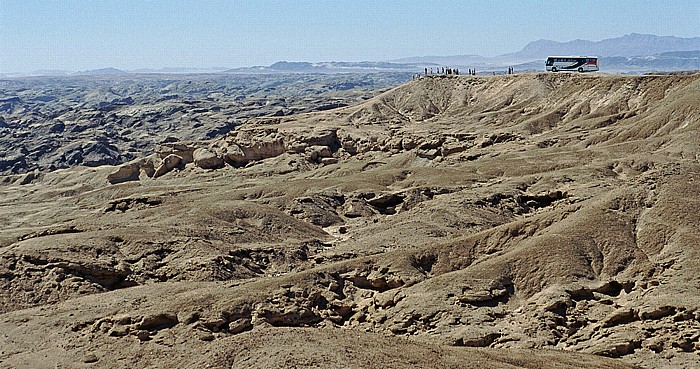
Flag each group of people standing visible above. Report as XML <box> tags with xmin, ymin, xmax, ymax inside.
<box><xmin>413</xmin><ymin>66</ymin><xmax>516</xmax><ymax>80</ymax></box>
<box><xmin>424</xmin><ymin>67</ymin><xmax>460</xmax><ymax>76</ymax></box>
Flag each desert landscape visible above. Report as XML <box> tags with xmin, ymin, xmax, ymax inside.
<box><xmin>0</xmin><ymin>73</ymin><xmax>409</xmax><ymax>175</ymax></box>
<box><xmin>1</xmin><ymin>71</ymin><xmax>699</xmax><ymax>368</ymax></box>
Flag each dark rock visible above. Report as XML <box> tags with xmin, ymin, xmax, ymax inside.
<box><xmin>48</xmin><ymin>121</ymin><xmax>65</xmax><ymax>133</ymax></box>
<box><xmin>134</xmin><ymin>330</ymin><xmax>151</xmax><ymax>341</ymax></box>
<box><xmin>0</xmin><ymin>154</ymin><xmax>27</xmax><ymax>173</ymax></box>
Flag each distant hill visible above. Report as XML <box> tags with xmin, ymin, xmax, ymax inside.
<box><xmin>27</xmin><ymin>69</ymin><xmax>73</xmax><ymax>76</ymax></box>
<box><xmin>129</xmin><ymin>67</ymin><xmax>230</xmax><ymax>74</ymax></box>
<box><xmin>72</xmin><ymin>67</ymin><xmax>128</xmax><ymax>76</ymax></box>
<box><xmin>502</xmin><ymin>33</ymin><xmax>700</xmax><ymax>60</ymax></box>
<box><xmin>227</xmin><ymin>61</ymin><xmax>424</xmax><ymax>74</ymax></box>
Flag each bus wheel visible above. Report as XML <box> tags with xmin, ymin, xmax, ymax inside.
<box><xmin>578</xmin><ymin>67</ymin><xmax>584</xmax><ymax>73</ymax></box>
<box><xmin>551</xmin><ymin>67</ymin><xmax>557</xmax><ymax>72</ymax></box>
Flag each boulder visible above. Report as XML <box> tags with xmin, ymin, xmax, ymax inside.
<box><xmin>107</xmin><ymin>163</ymin><xmax>141</xmax><ymax>184</ymax></box>
<box><xmin>343</xmin><ymin>199</ymin><xmax>376</xmax><ymax>218</ymax></box>
<box><xmin>585</xmin><ymin>335</ymin><xmax>642</xmax><ymax>357</ymax></box>
<box><xmin>157</xmin><ymin>143</ymin><xmax>195</xmax><ymax>163</ymax></box>
<box><xmin>138</xmin><ymin>157</ymin><xmax>157</xmax><ymax>178</ymax></box>
<box><xmin>153</xmin><ymin>154</ymin><xmax>183</xmax><ymax>178</ymax></box>
<box><xmin>320</xmin><ymin>157</ymin><xmax>339</xmax><ymax>165</ymax></box>
<box><xmin>193</xmin><ymin>148</ymin><xmax>224</xmax><ymax>169</ymax></box>
<box><xmin>308</xmin><ymin>145</ymin><xmax>332</xmax><ymax>159</ymax></box>
<box><xmin>451</xmin><ymin>327</ymin><xmax>502</xmax><ymax>347</ymax></box>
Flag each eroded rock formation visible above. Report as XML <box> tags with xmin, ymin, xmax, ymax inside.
<box><xmin>1</xmin><ymin>73</ymin><xmax>699</xmax><ymax>368</ymax></box>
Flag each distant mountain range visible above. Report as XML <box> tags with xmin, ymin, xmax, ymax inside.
<box><xmin>2</xmin><ymin>34</ymin><xmax>698</xmax><ymax>77</ymax></box>
<box><xmin>504</xmin><ymin>33</ymin><xmax>700</xmax><ymax>60</ymax></box>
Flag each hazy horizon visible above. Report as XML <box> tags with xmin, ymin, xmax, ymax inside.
<box><xmin>1</xmin><ymin>0</ymin><xmax>699</xmax><ymax>73</ymax></box>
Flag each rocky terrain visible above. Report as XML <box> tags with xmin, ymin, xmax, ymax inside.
<box><xmin>0</xmin><ymin>73</ymin><xmax>410</xmax><ymax>175</ymax></box>
<box><xmin>1</xmin><ymin>72</ymin><xmax>699</xmax><ymax>368</ymax></box>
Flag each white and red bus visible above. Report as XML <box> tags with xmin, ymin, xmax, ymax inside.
<box><xmin>545</xmin><ymin>56</ymin><xmax>599</xmax><ymax>72</ymax></box>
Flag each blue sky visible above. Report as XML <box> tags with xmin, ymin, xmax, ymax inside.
<box><xmin>1</xmin><ymin>0</ymin><xmax>699</xmax><ymax>72</ymax></box>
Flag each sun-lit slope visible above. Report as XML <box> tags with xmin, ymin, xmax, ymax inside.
<box><xmin>342</xmin><ymin>73</ymin><xmax>699</xmax><ymax>133</ymax></box>
<box><xmin>233</xmin><ymin>72</ymin><xmax>699</xmax><ymax>164</ymax></box>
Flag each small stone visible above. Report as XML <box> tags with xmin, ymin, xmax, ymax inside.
<box><xmin>642</xmin><ymin>336</ymin><xmax>665</xmax><ymax>353</ymax></box>
<box><xmin>321</xmin><ymin>157</ymin><xmax>338</xmax><ymax>165</ymax></box>
<box><xmin>134</xmin><ymin>330</ymin><xmax>151</xmax><ymax>341</ymax></box>
<box><xmin>83</xmin><ymin>353</ymin><xmax>99</xmax><ymax>363</ymax></box>
<box><xmin>108</xmin><ymin>325</ymin><xmax>130</xmax><ymax>337</ymax></box>
<box><xmin>199</xmin><ymin>332</ymin><xmax>215</xmax><ymax>341</ymax></box>
<box><xmin>602</xmin><ymin>308</ymin><xmax>638</xmax><ymax>327</ymax></box>
<box><xmin>227</xmin><ymin>318</ymin><xmax>252</xmax><ymax>335</ymax></box>
<box><xmin>115</xmin><ymin>201</ymin><xmax>130</xmax><ymax>212</ymax></box>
